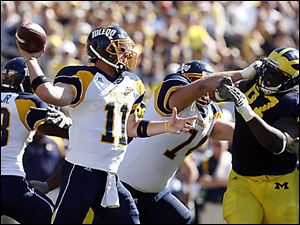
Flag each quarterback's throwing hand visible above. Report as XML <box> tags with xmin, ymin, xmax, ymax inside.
<box><xmin>166</xmin><ymin>107</ymin><xmax>197</xmax><ymax>134</ymax></box>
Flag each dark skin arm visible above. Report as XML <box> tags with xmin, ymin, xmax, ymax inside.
<box><xmin>246</xmin><ymin>116</ymin><xmax>298</xmax><ymax>154</ymax></box>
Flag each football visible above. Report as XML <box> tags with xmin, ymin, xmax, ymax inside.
<box><xmin>15</xmin><ymin>21</ymin><xmax>47</xmax><ymax>53</ymax></box>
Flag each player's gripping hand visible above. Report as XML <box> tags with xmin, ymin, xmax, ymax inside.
<box><xmin>29</xmin><ymin>180</ymin><xmax>49</xmax><ymax>194</ymax></box>
<box><xmin>47</xmin><ymin>105</ymin><xmax>72</xmax><ymax>129</ymax></box>
<box><xmin>216</xmin><ymin>76</ymin><xmax>256</xmax><ymax>122</ymax></box>
<box><xmin>215</xmin><ymin>76</ymin><xmax>246</xmax><ymax>106</ymax></box>
<box><xmin>16</xmin><ymin>41</ymin><xmax>45</xmax><ymax>61</ymax></box>
<box><xmin>214</xmin><ymin>76</ymin><xmax>236</xmax><ymax>101</ymax></box>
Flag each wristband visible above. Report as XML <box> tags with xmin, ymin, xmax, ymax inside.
<box><xmin>164</xmin><ymin>121</ymin><xmax>171</xmax><ymax>133</ymax></box>
<box><xmin>31</xmin><ymin>75</ymin><xmax>49</xmax><ymax>92</ymax></box>
<box><xmin>137</xmin><ymin>120</ymin><xmax>150</xmax><ymax>137</ymax></box>
<box><xmin>236</xmin><ymin>104</ymin><xmax>256</xmax><ymax>122</ymax></box>
<box><xmin>240</xmin><ymin>61</ymin><xmax>262</xmax><ymax>80</ymax></box>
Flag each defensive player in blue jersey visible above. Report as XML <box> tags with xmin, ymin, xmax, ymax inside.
<box><xmin>216</xmin><ymin>47</ymin><xmax>299</xmax><ymax>224</ymax></box>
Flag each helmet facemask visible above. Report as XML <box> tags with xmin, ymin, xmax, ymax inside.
<box><xmin>257</xmin><ymin>58</ymin><xmax>298</xmax><ymax>95</ymax></box>
<box><xmin>87</xmin><ymin>25</ymin><xmax>138</xmax><ymax>74</ymax></box>
<box><xmin>108</xmin><ymin>39</ymin><xmax>138</xmax><ymax>72</ymax></box>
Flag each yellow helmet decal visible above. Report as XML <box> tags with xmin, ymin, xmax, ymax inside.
<box><xmin>268</xmin><ymin>47</ymin><xmax>299</xmax><ymax>77</ymax></box>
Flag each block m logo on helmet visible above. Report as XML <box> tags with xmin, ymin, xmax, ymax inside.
<box><xmin>274</xmin><ymin>182</ymin><xmax>289</xmax><ymax>189</ymax></box>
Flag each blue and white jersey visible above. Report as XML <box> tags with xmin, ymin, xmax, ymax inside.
<box><xmin>118</xmin><ymin>73</ymin><xmax>222</xmax><ymax>192</ymax></box>
<box><xmin>1</xmin><ymin>92</ymin><xmax>48</xmax><ymax>177</ymax></box>
<box><xmin>53</xmin><ymin>65</ymin><xmax>145</xmax><ymax>173</ymax></box>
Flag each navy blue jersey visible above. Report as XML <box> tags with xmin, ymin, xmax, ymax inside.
<box><xmin>232</xmin><ymin>79</ymin><xmax>299</xmax><ymax>176</ymax></box>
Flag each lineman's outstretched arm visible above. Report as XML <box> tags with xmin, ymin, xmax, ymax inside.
<box><xmin>169</xmin><ymin>61</ymin><xmax>261</xmax><ymax>112</ymax></box>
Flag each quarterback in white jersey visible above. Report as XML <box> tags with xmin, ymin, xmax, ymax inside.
<box><xmin>53</xmin><ymin>66</ymin><xmax>146</xmax><ymax>174</ymax></box>
<box><xmin>17</xmin><ymin>24</ymin><xmax>197</xmax><ymax>224</ymax></box>
<box><xmin>1</xmin><ymin>57</ymin><xmax>70</xmax><ymax>223</ymax></box>
<box><xmin>118</xmin><ymin>60</ymin><xmax>258</xmax><ymax>224</ymax></box>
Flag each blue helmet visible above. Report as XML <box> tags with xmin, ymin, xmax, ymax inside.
<box><xmin>1</xmin><ymin>57</ymin><xmax>32</xmax><ymax>93</ymax></box>
<box><xmin>86</xmin><ymin>24</ymin><xmax>138</xmax><ymax>73</ymax></box>
<box><xmin>177</xmin><ymin>60</ymin><xmax>215</xmax><ymax>105</ymax></box>
<box><xmin>177</xmin><ymin>60</ymin><xmax>215</xmax><ymax>82</ymax></box>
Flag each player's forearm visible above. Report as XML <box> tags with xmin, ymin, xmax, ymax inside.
<box><xmin>246</xmin><ymin>116</ymin><xmax>288</xmax><ymax>154</ymax></box>
<box><xmin>169</xmin><ymin>72</ymin><xmax>243</xmax><ymax>112</ymax></box>
<box><xmin>127</xmin><ymin>120</ymin><xmax>167</xmax><ymax>138</ymax></box>
<box><xmin>25</xmin><ymin>58</ymin><xmax>72</xmax><ymax>106</ymax></box>
<box><xmin>210</xmin><ymin>120</ymin><xmax>234</xmax><ymax>141</ymax></box>
<box><xmin>213</xmin><ymin>70</ymin><xmax>243</xmax><ymax>83</ymax></box>
<box><xmin>147</xmin><ymin>120</ymin><xmax>169</xmax><ymax>136</ymax></box>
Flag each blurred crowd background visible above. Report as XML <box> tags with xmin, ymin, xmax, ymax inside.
<box><xmin>2</xmin><ymin>1</ymin><xmax>299</xmax><ymax>98</ymax></box>
<box><xmin>1</xmin><ymin>1</ymin><xmax>299</xmax><ymax>224</ymax></box>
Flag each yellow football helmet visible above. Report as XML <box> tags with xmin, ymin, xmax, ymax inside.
<box><xmin>257</xmin><ymin>47</ymin><xmax>299</xmax><ymax>95</ymax></box>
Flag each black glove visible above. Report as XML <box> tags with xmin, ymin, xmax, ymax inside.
<box><xmin>47</xmin><ymin>105</ymin><xmax>72</xmax><ymax>129</ymax></box>
<box><xmin>215</xmin><ymin>76</ymin><xmax>246</xmax><ymax>107</ymax></box>
<box><xmin>215</xmin><ymin>76</ymin><xmax>256</xmax><ymax>122</ymax></box>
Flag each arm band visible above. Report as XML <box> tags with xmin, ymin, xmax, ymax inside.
<box><xmin>31</xmin><ymin>75</ymin><xmax>49</xmax><ymax>92</ymax></box>
<box><xmin>137</xmin><ymin>120</ymin><xmax>150</xmax><ymax>137</ymax></box>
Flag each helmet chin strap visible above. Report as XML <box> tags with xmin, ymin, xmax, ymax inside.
<box><xmin>89</xmin><ymin>45</ymin><xmax>126</xmax><ymax>73</ymax></box>
<box><xmin>260</xmin><ymin>84</ymin><xmax>281</xmax><ymax>95</ymax></box>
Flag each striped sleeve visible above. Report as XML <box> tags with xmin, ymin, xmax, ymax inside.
<box><xmin>154</xmin><ymin>74</ymin><xmax>190</xmax><ymax>116</ymax></box>
<box><xmin>54</xmin><ymin>66</ymin><xmax>94</xmax><ymax>106</ymax></box>
<box><xmin>15</xmin><ymin>94</ymin><xmax>48</xmax><ymax>130</ymax></box>
<box><xmin>130</xmin><ymin>79</ymin><xmax>146</xmax><ymax>114</ymax></box>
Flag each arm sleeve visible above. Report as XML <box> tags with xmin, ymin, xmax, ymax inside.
<box><xmin>154</xmin><ymin>74</ymin><xmax>190</xmax><ymax>115</ymax></box>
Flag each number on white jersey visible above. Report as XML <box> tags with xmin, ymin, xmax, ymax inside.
<box><xmin>1</xmin><ymin>107</ymin><xmax>10</xmax><ymax>146</ymax></box>
<box><xmin>101</xmin><ymin>103</ymin><xmax>129</xmax><ymax>146</ymax></box>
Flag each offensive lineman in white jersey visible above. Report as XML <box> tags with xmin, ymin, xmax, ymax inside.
<box><xmin>1</xmin><ymin>57</ymin><xmax>71</xmax><ymax>223</ymax></box>
<box><xmin>118</xmin><ymin>60</ymin><xmax>261</xmax><ymax>224</ymax></box>
<box><xmin>17</xmin><ymin>24</ymin><xmax>197</xmax><ymax>224</ymax></box>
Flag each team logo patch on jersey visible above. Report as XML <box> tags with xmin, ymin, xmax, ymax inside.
<box><xmin>122</xmin><ymin>87</ymin><xmax>133</xmax><ymax>96</ymax></box>
<box><xmin>274</xmin><ymin>182</ymin><xmax>289</xmax><ymax>189</ymax></box>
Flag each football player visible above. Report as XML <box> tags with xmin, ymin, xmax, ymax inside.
<box><xmin>1</xmin><ymin>57</ymin><xmax>71</xmax><ymax>223</ymax></box>
<box><xmin>17</xmin><ymin>24</ymin><xmax>197</xmax><ymax>224</ymax></box>
<box><xmin>117</xmin><ymin>60</ymin><xmax>259</xmax><ymax>224</ymax></box>
<box><xmin>215</xmin><ymin>47</ymin><xmax>299</xmax><ymax>224</ymax></box>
